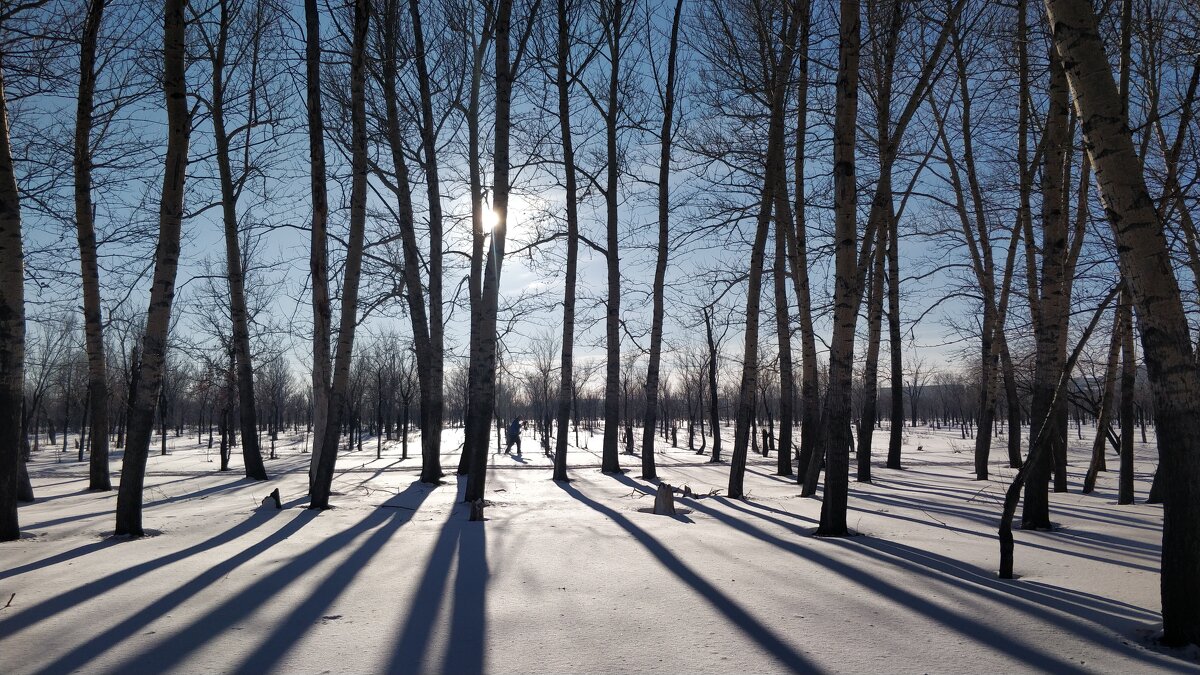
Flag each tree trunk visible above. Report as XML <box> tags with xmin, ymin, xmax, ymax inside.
<box><xmin>816</xmin><ymin>0</ymin><xmax>861</xmax><ymax>536</ymax></box>
<box><xmin>601</xmin><ymin>0</ymin><xmax>624</xmax><ymax>475</ymax></box>
<box><xmin>1083</xmin><ymin>309</ymin><xmax>1121</xmax><ymax>493</ymax></box>
<box><xmin>639</xmin><ymin>0</ymin><xmax>683</xmax><ymax>482</ymax></box>
<box><xmin>114</xmin><ymin>0</ymin><xmax>190</xmax><ymax>536</ymax></box>
<box><xmin>552</xmin><ymin>0</ymin><xmax>577</xmax><ymax>483</ymax></box>
<box><xmin>210</xmin><ymin>1</ymin><xmax>266</xmax><ymax>481</ymax></box>
<box><xmin>1045</xmin><ymin>0</ymin><xmax>1200</xmax><ymax>646</ymax></box>
<box><xmin>704</xmin><ymin>308</ymin><xmax>721</xmax><ymax>463</ymax></box>
<box><xmin>0</xmin><ymin>63</ymin><xmax>26</xmax><ymax>540</ymax></box>
<box><xmin>407</xmin><ymin>0</ymin><xmax>445</xmax><ymax>482</ymax></box>
<box><xmin>1021</xmin><ymin>46</ymin><xmax>1070</xmax><ymax>531</ymax></box>
<box><xmin>305</xmin><ymin>0</ymin><xmax>332</xmax><ymax>493</ymax></box>
<box><xmin>465</xmin><ymin>0</ymin><xmax>516</xmax><ymax>506</ymax></box>
<box><xmin>1117</xmin><ymin>289</ymin><xmax>1135</xmax><ymax>505</ymax></box>
<box><xmin>857</xmin><ymin>225</ymin><xmax>885</xmax><ymax>483</ymax></box>
<box><xmin>309</xmin><ymin>0</ymin><xmax>369</xmax><ymax>510</ymax></box>
<box><xmin>75</xmin><ymin>0</ymin><xmax>111</xmax><ymax>492</ymax></box>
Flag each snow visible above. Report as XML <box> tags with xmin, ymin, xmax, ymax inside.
<box><xmin>2</xmin><ymin>424</ymin><xmax>1197</xmax><ymax>674</ymax></box>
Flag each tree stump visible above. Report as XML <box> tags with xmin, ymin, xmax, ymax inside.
<box><xmin>653</xmin><ymin>483</ymin><xmax>676</xmax><ymax>516</ymax></box>
<box><xmin>261</xmin><ymin>488</ymin><xmax>281</xmax><ymax>510</ymax></box>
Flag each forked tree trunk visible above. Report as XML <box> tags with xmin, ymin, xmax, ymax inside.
<box><xmin>1045</xmin><ymin>0</ymin><xmax>1200</xmax><ymax>646</ymax></box>
<box><xmin>114</xmin><ymin>0</ymin><xmax>190</xmax><ymax>536</ymax></box>
<box><xmin>309</xmin><ymin>0</ymin><xmax>369</xmax><ymax>510</ymax></box>
<box><xmin>75</xmin><ymin>0</ymin><xmax>111</xmax><ymax>492</ymax></box>
<box><xmin>305</xmin><ymin>0</ymin><xmax>332</xmax><ymax>493</ymax></box>
<box><xmin>639</xmin><ymin>0</ymin><xmax>683</xmax><ymax>482</ymax></box>
<box><xmin>0</xmin><ymin>63</ymin><xmax>26</xmax><ymax>540</ymax></box>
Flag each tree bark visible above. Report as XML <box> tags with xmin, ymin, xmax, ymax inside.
<box><xmin>114</xmin><ymin>0</ymin><xmax>190</xmax><ymax>536</ymax></box>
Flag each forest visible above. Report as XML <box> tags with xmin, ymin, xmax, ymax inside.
<box><xmin>1</xmin><ymin>0</ymin><xmax>1199</xmax><ymax>670</ymax></box>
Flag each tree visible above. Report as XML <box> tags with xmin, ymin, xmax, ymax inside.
<box><xmin>309</xmin><ymin>0</ymin><xmax>369</xmax><ymax>510</ymax></box>
<box><xmin>304</xmin><ymin>0</ymin><xmax>333</xmax><ymax>494</ymax></box>
<box><xmin>1044</xmin><ymin>0</ymin><xmax>1200</xmax><ymax>646</ymax></box>
<box><xmin>552</xmin><ymin>0</ymin><xmax>579</xmax><ymax>483</ymax></box>
<box><xmin>815</xmin><ymin>0</ymin><xmax>861</xmax><ymax>537</ymax></box>
<box><xmin>197</xmin><ymin>0</ymin><xmax>274</xmax><ymax>482</ymax></box>
<box><xmin>114</xmin><ymin>0</ymin><xmax>191</xmax><ymax>536</ymax></box>
<box><xmin>639</xmin><ymin>0</ymin><xmax>684</xmax><ymax>482</ymax></box>
<box><xmin>73</xmin><ymin>0</ymin><xmax>111</xmax><ymax>491</ymax></box>
<box><xmin>0</xmin><ymin>55</ymin><xmax>26</xmax><ymax>541</ymax></box>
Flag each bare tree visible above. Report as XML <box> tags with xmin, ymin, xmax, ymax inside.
<box><xmin>114</xmin><ymin>0</ymin><xmax>191</xmax><ymax>536</ymax></box>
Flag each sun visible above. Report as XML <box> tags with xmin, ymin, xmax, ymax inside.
<box><xmin>482</xmin><ymin>207</ymin><xmax>499</xmax><ymax>233</ymax></box>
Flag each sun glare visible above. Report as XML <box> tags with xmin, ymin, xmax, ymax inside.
<box><xmin>482</xmin><ymin>208</ymin><xmax>499</xmax><ymax>233</ymax></box>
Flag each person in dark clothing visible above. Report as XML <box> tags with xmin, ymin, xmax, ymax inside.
<box><xmin>506</xmin><ymin>416</ymin><xmax>522</xmax><ymax>454</ymax></box>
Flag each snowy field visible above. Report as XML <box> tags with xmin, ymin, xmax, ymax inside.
<box><xmin>2</xmin><ymin>424</ymin><xmax>1198</xmax><ymax>674</ymax></box>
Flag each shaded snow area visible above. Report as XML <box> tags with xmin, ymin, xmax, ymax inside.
<box><xmin>3</xmin><ymin>425</ymin><xmax>1198</xmax><ymax>674</ymax></box>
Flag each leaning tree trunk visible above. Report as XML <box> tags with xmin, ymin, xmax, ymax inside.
<box><xmin>114</xmin><ymin>0</ymin><xmax>190</xmax><ymax>536</ymax></box>
<box><xmin>75</xmin><ymin>0</ymin><xmax>111</xmax><ymax>492</ymax></box>
<box><xmin>639</xmin><ymin>0</ymin><xmax>684</xmax><ymax>482</ymax></box>
<box><xmin>0</xmin><ymin>63</ymin><xmax>26</xmax><ymax>541</ymax></box>
<box><xmin>1045</xmin><ymin>0</ymin><xmax>1200</xmax><ymax>646</ymax></box>
<box><xmin>305</xmin><ymin>0</ymin><xmax>332</xmax><ymax>493</ymax></box>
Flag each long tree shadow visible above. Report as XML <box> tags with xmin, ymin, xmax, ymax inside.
<box><xmin>0</xmin><ymin>538</ymin><xmax>120</xmax><ymax>581</ymax></box>
<box><xmin>106</xmin><ymin>481</ymin><xmax>437</xmax><ymax>674</ymax></box>
<box><xmin>388</xmin><ymin>478</ymin><xmax>489</xmax><ymax>675</ymax></box>
<box><xmin>18</xmin><ymin>477</ymin><xmax>255</xmax><ymax>531</ymax></box>
<box><xmin>34</xmin><ymin>509</ymin><xmax>318</xmax><ymax>673</ymax></box>
<box><xmin>0</xmin><ymin>507</ymin><xmax>279</xmax><ymax>640</ymax></box>
<box><xmin>558</xmin><ymin>480</ymin><xmax>821</xmax><ymax>673</ymax></box>
<box><xmin>682</xmin><ymin>497</ymin><xmax>1189</xmax><ymax>672</ymax></box>
<box><xmin>234</xmin><ymin>482</ymin><xmax>437</xmax><ymax>672</ymax></box>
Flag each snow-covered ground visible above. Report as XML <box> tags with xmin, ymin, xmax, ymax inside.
<box><xmin>2</xmin><ymin>423</ymin><xmax>1197</xmax><ymax>673</ymax></box>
